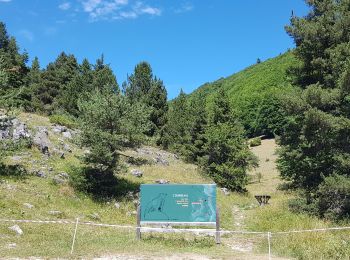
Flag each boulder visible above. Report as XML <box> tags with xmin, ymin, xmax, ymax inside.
<box><xmin>221</xmin><ymin>187</ymin><xmax>230</xmax><ymax>196</ymax></box>
<box><xmin>52</xmin><ymin>125</ymin><xmax>67</xmax><ymax>134</ymax></box>
<box><xmin>36</xmin><ymin>170</ymin><xmax>47</xmax><ymax>178</ymax></box>
<box><xmin>131</xmin><ymin>169</ymin><xmax>143</xmax><ymax>178</ymax></box>
<box><xmin>154</xmin><ymin>156</ymin><xmax>169</xmax><ymax>166</ymax></box>
<box><xmin>63</xmin><ymin>143</ymin><xmax>72</xmax><ymax>153</ymax></box>
<box><xmin>58</xmin><ymin>172</ymin><xmax>69</xmax><ymax>179</ymax></box>
<box><xmin>7</xmin><ymin>243</ymin><xmax>16</xmax><ymax>249</ymax></box>
<box><xmin>155</xmin><ymin>179</ymin><xmax>170</xmax><ymax>184</ymax></box>
<box><xmin>12</xmin><ymin>119</ymin><xmax>30</xmax><ymax>140</ymax></box>
<box><xmin>48</xmin><ymin>210</ymin><xmax>63</xmax><ymax>216</ymax></box>
<box><xmin>33</xmin><ymin>127</ymin><xmax>50</xmax><ymax>155</ymax></box>
<box><xmin>23</xmin><ymin>203</ymin><xmax>34</xmax><ymax>209</ymax></box>
<box><xmin>52</xmin><ymin>176</ymin><xmax>66</xmax><ymax>185</ymax></box>
<box><xmin>8</xmin><ymin>225</ymin><xmax>23</xmax><ymax>236</ymax></box>
<box><xmin>88</xmin><ymin>213</ymin><xmax>101</xmax><ymax>221</ymax></box>
<box><xmin>62</xmin><ymin>131</ymin><xmax>72</xmax><ymax>139</ymax></box>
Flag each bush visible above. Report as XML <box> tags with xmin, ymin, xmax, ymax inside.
<box><xmin>317</xmin><ymin>174</ymin><xmax>350</xmax><ymax>220</ymax></box>
<box><xmin>249</xmin><ymin>137</ymin><xmax>261</xmax><ymax>147</ymax></box>
<box><xmin>49</xmin><ymin>114</ymin><xmax>78</xmax><ymax>129</ymax></box>
<box><xmin>69</xmin><ymin>166</ymin><xmax>118</xmax><ymax>199</ymax></box>
<box><xmin>69</xmin><ymin>166</ymin><xmax>140</xmax><ymax>200</ymax></box>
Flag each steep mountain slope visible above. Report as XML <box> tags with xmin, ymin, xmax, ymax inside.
<box><xmin>188</xmin><ymin>51</ymin><xmax>299</xmax><ymax>137</ymax></box>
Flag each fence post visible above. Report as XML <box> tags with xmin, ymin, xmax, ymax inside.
<box><xmin>70</xmin><ymin>218</ymin><xmax>79</xmax><ymax>255</ymax></box>
<box><xmin>216</xmin><ymin>207</ymin><xmax>221</xmax><ymax>244</ymax></box>
<box><xmin>267</xmin><ymin>231</ymin><xmax>272</xmax><ymax>260</ymax></box>
<box><xmin>136</xmin><ymin>205</ymin><xmax>141</xmax><ymax>240</ymax></box>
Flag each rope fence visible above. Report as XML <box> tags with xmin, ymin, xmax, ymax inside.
<box><xmin>1</xmin><ymin>218</ymin><xmax>350</xmax><ymax>259</ymax></box>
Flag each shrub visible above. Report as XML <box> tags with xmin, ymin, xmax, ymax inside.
<box><xmin>317</xmin><ymin>174</ymin><xmax>350</xmax><ymax>220</ymax></box>
<box><xmin>249</xmin><ymin>137</ymin><xmax>261</xmax><ymax>147</ymax></box>
<box><xmin>49</xmin><ymin>114</ymin><xmax>78</xmax><ymax>129</ymax></box>
<box><xmin>69</xmin><ymin>166</ymin><xmax>118</xmax><ymax>199</ymax></box>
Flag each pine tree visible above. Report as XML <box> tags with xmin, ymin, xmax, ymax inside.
<box><xmin>160</xmin><ymin>89</ymin><xmax>191</xmax><ymax>151</ymax></box>
<box><xmin>78</xmin><ymin>86</ymin><xmax>150</xmax><ymax>171</ymax></box>
<box><xmin>203</xmin><ymin>89</ymin><xmax>254</xmax><ymax>192</ymax></box>
<box><xmin>34</xmin><ymin>52</ymin><xmax>79</xmax><ymax>113</ymax></box>
<box><xmin>56</xmin><ymin>58</ymin><xmax>94</xmax><ymax>116</ymax></box>
<box><xmin>146</xmin><ymin>78</ymin><xmax>168</xmax><ymax>136</ymax></box>
<box><xmin>124</xmin><ymin>62</ymin><xmax>153</xmax><ymax>102</ymax></box>
<box><xmin>123</xmin><ymin>62</ymin><xmax>168</xmax><ymax>136</ymax></box>
<box><xmin>279</xmin><ymin>0</ymin><xmax>350</xmax><ymax>218</ymax></box>
<box><xmin>0</xmin><ymin>21</ymin><xmax>28</xmax><ymax>107</ymax></box>
<box><xmin>185</xmin><ymin>95</ymin><xmax>207</xmax><ymax>162</ymax></box>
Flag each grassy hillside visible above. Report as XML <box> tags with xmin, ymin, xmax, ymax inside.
<box><xmin>1</xmin><ymin>112</ymin><xmax>350</xmax><ymax>259</ymax></box>
<box><xmin>191</xmin><ymin>51</ymin><xmax>297</xmax><ymax>103</ymax></box>
<box><xmin>188</xmin><ymin>51</ymin><xmax>299</xmax><ymax>137</ymax></box>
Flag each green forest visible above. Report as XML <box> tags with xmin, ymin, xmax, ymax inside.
<box><xmin>1</xmin><ymin>0</ymin><xmax>350</xmax><ymax>224</ymax></box>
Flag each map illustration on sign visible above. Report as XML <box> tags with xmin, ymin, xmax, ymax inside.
<box><xmin>140</xmin><ymin>184</ymin><xmax>216</xmax><ymax>223</ymax></box>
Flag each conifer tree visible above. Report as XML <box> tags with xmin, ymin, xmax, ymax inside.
<box><xmin>123</xmin><ymin>61</ymin><xmax>168</xmax><ymax>136</ymax></box>
<box><xmin>203</xmin><ymin>89</ymin><xmax>254</xmax><ymax>192</ymax></box>
<box><xmin>160</xmin><ymin>89</ymin><xmax>191</xmax><ymax>151</ymax></box>
<box><xmin>279</xmin><ymin>0</ymin><xmax>350</xmax><ymax>218</ymax></box>
<box><xmin>35</xmin><ymin>52</ymin><xmax>79</xmax><ymax>113</ymax></box>
<box><xmin>0</xmin><ymin>22</ymin><xmax>28</xmax><ymax>107</ymax></box>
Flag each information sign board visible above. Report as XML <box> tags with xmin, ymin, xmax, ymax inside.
<box><xmin>140</xmin><ymin>184</ymin><xmax>217</xmax><ymax>224</ymax></box>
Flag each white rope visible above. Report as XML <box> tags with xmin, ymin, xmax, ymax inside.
<box><xmin>70</xmin><ymin>218</ymin><xmax>79</xmax><ymax>255</ymax></box>
<box><xmin>1</xmin><ymin>219</ymin><xmax>350</xmax><ymax>235</ymax></box>
<box><xmin>272</xmin><ymin>226</ymin><xmax>350</xmax><ymax>235</ymax></box>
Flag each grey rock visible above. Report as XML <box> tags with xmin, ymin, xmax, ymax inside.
<box><xmin>126</xmin><ymin>211</ymin><xmax>137</xmax><ymax>217</ymax></box>
<box><xmin>62</xmin><ymin>131</ymin><xmax>72</xmax><ymax>139</ymax></box>
<box><xmin>155</xmin><ymin>179</ymin><xmax>169</xmax><ymax>184</ymax></box>
<box><xmin>12</xmin><ymin>119</ymin><xmax>30</xmax><ymax>140</ymax></box>
<box><xmin>33</xmin><ymin>127</ymin><xmax>50</xmax><ymax>155</ymax></box>
<box><xmin>127</xmin><ymin>191</ymin><xmax>135</xmax><ymax>199</ymax></box>
<box><xmin>131</xmin><ymin>169</ymin><xmax>143</xmax><ymax>178</ymax></box>
<box><xmin>10</xmin><ymin>156</ymin><xmax>22</xmax><ymax>162</ymax></box>
<box><xmin>48</xmin><ymin>210</ymin><xmax>63</xmax><ymax>216</ymax></box>
<box><xmin>7</xmin><ymin>243</ymin><xmax>16</xmax><ymax>249</ymax></box>
<box><xmin>52</xmin><ymin>125</ymin><xmax>67</xmax><ymax>134</ymax></box>
<box><xmin>52</xmin><ymin>176</ymin><xmax>66</xmax><ymax>185</ymax></box>
<box><xmin>63</xmin><ymin>143</ymin><xmax>72</xmax><ymax>153</ymax></box>
<box><xmin>88</xmin><ymin>213</ymin><xmax>101</xmax><ymax>221</ymax></box>
<box><xmin>36</xmin><ymin>170</ymin><xmax>47</xmax><ymax>178</ymax></box>
<box><xmin>23</xmin><ymin>203</ymin><xmax>34</xmax><ymax>209</ymax></box>
<box><xmin>132</xmin><ymin>199</ymin><xmax>139</xmax><ymax>206</ymax></box>
<box><xmin>58</xmin><ymin>172</ymin><xmax>69</xmax><ymax>179</ymax></box>
<box><xmin>8</xmin><ymin>225</ymin><xmax>23</xmax><ymax>236</ymax></box>
<box><xmin>221</xmin><ymin>187</ymin><xmax>230</xmax><ymax>196</ymax></box>
<box><xmin>154</xmin><ymin>156</ymin><xmax>169</xmax><ymax>166</ymax></box>
<box><xmin>114</xmin><ymin>202</ymin><xmax>121</xmax><ymax>209</ymax></box>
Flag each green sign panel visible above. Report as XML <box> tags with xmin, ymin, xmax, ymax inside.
<box><xmin>140</xmin><ymin>184</ymin><xmax>217</xmax><ymax>223</ymax></box>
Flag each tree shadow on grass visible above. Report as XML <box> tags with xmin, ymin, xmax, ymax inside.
<box><xmin>69</xmin><ymin>166</ymin><xmax>140</xmax><ymax>202</ymax></box>
<box><xmin>0</xmin><ymin>162</ymin><xmax>27</xmax><ymax>180</ymax></box>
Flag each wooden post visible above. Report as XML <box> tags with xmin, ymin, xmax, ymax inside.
<box><xmin>215</xmin><ymin>207</ymin><xmax>221</xmax><ymax>244</ymax></box>
<box><xmin>136</xmin><ymin>205</ymin><xmax>141</xmax><ymax>240</ymax></box>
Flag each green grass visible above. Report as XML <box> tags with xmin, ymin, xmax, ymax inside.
<box><xmin>1</xmin><ymin>114</ymin><xmax>350</xmax><ymax>259</ymax></box>
<box><xmin>246</xmin><ymin>199</ymin><xmax>350</xmax><ymax>260</ymax></box>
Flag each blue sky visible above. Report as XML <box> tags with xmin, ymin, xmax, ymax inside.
<box><xmin>0</xmin><ymin>0</ymin><xmax>309</xmax><ymax>99</ymax></box>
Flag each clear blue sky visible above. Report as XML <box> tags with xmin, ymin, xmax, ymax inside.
<box><xmin>0</xmin><ymin>0</ymin><xmax>309</xmax><ymax>99</ymax></box>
